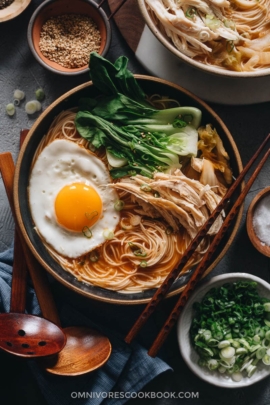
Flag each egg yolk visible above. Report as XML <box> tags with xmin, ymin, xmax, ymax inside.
<box><xmin>54</xmin><ymin>182</ymin><xmax>102</xmax><ymax>232</ymax></box>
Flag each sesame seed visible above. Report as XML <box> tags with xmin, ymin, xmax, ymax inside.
<box><xmin>39</xmin><ymin>14</ymin><xmax>102</xmax><ymax>69</ymax></box>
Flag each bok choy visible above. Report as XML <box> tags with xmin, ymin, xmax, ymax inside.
<box><xmin>75</xmin><ymin>52</ymin><xmax>202</xmax><ymax>178</ymax></box>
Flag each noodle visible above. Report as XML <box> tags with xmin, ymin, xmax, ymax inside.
<box><xmin>145</xmin><ymin>0</ymin><xmax>270</xmax><ymax>72</ymax></box>
<box><xmin>30</xmin><ymin>110</ymin><xmax>210</xmax><ymax>292</ymax></box>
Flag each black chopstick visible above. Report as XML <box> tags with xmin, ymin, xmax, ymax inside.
<box><xmin>148</xmin><ymin>147</ymin><xmax>270</xmax><ymax>357</ymax></box>
<box><xmin>98</xmin><ymin>0</ymin><xmax>129</xmax><ymax>20</ymax></box>
<box><xmin>125</xmin><ymin>133</ymin><xmax>270</xmax><ymax>345</ymax></box>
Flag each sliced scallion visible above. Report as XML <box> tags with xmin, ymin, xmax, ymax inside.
<box><xmin>89</xmin><ymin>251</ymin><xmax>99</xmax><ymax>262</ymax></box>
<box><xmin>140</xmin><ymin>184</ymin><xmax>152</xmax><ymax>192</ymax></box>
<box><xmin>114</xmin><ymin>199</ymin><xmax>125</xmax><ymax>211</ymax></box>
<box><xmin>103</xmin><ymin>229</ymin><xmax>114</xmax><ymax>240</ymax></box>
<box><xmin>6</xmin><ymin>103</ymin><xmax>15</xmax><ymax>116</ymax></box>
<box><xmin>82</xmin><ymin>226</ymin><xmax>92</xmax><ymax>238</ymax></box>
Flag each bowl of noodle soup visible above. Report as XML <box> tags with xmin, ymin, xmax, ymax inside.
<box><xmin>138</xmin><ymin>0</ymin><xmax>270</xmax><ymax>77</ymax></box>
<box><xmin>14</xmin><ymin>77</ymin><xmax>242</xmax><ymax>304</ymax></box>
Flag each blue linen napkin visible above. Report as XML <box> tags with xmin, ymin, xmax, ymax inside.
<box><xmin>0</xmin><ymin>246</ymin><xmax>172</xmax><ymax>405</ymax></box>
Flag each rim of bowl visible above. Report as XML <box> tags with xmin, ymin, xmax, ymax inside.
<box><xmin>137</xmin><ymin>0</ymin><xmax>270</xmax><ymax>79</ymax></box>
<box><xmin>13</xmin><ymin>76</ymin><xmax>243</xmax><ymax>304</ymax></box>
<box><xmin>246</xmin><ymin>187</ymin><xmax>270</xmax><ymax>257</ymax></box>
<box><xmin>27</xmin><ymin>0</ymin><xmax>111</xmax><ymax>76</ymax></box>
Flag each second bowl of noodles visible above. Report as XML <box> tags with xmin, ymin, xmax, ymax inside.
<box><xmin>13</xmin><ymin>64</ymin><xmax>243</xmax><ymax>304</ymax></box>
<box><xmin>138</xmin><ymin>0</ymin><xmax>270</xmax><ymax>77</ymax></box>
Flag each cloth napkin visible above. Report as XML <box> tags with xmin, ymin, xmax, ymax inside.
<box><xmin>0</xmin><ymin>246</ymin><xmax>172</xmax><ymax>405</ymax></box>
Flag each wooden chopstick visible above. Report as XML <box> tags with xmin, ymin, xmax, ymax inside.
<box><xmin>98</xmin><ymin>0</ymin><xmax>129</xmax><ymax>20</ymax></box>
<box><xmin>125</xmin><ymin>133</ymin><xmax>270</xmax><ymax>344</ymax></box>
<box><xmin>0</xmin><ymin>151</ymin><xmax>61</xmax><ymax>326</ymax></box>
<box><xmin>148</xmin><ymin>147</ymin><xmax>270</xmax><ymax>357</ymax></box>
<box><xmin>97</xmin><ymin>0</ymin><xmax>107</xmax><ymax>8</ymax></box>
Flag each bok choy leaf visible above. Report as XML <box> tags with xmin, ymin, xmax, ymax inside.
<box><xmin>75</xmin><ymin>52</ymin><xmax>202</xmax><ymax>178</ymax></box>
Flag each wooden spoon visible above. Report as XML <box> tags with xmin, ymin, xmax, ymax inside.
<box><xmin>3</xmin><ymin>142</ymin><xmax>112</xmax><ymax>375</ymax></box>
<box><xmin>0</xmin><ymin>158</ymin><xmax>66</xmax><ymax>358</ymax></box>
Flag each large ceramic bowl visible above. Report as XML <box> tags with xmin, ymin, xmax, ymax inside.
<box><xmin>177</xmin><ymin>273</ymin><xmax>270</xmax><ymax>387</ymax></box>
<box><xmin>137</xmin><ymin>0</ymin><xmax>270</xmax><ymax>79</ymax></box>
<box><xmin>13</xmin><ymin>77</ymin><xmax>243</xmax><ymax>304</ymax></box>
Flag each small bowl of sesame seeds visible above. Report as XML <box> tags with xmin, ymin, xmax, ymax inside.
<box><xmin>27</xmin><ymin>0</ymin><xmax>111</xmax><ymax>75</ymax></box>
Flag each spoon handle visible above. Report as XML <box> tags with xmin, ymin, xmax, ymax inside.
<box><xmin>10</xmin><ymin>231</ymin><xmax>28</xmax><ymax>313</ymax></box>
<box><xmin>0</xmin><ymin>151</ymin><xmax>61</xmax><ymax>326</ymax></box>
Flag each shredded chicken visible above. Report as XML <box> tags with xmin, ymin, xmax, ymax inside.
<box><xmin>111</xmin><ymin>169</ymin><xmax>224</xmax><ymax>239</ymax></box>
<box><xmin>145</xmin><ymin>0</ymin><xmax>270</xmax><ymax>71</ymax></box>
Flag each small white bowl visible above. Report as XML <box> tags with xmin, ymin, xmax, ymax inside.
<box><xmin>246</xmin><ymin>187</ymin><xmax>270</xmax><ymax>258</ymax></box>
<box><xmin>177</xmin><ymin>273</ymin><xmax>270</xmax><ymax>388</ymax></box>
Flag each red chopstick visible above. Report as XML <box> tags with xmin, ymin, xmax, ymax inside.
<box><xmin>125</xmin><ymin>133</ymin><xmax>270</xmax><ymax>345</ymax></box>
<box><xmin>148</xmin><ymin>147</ymin><xmax>270</xmax><ymax>357</ymax></box>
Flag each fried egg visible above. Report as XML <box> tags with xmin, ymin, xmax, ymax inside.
<box><xmin>28</xmin><ymin>139</ymin><xmax>120</xmax><ymax>258</ymax></box>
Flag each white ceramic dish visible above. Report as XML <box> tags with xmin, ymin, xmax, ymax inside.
<box><xmin>177</xmin><ymin>273</ymin><xmax>270</xmax><ymax>388</ymax></box>
<box><xmin>135</xmin><ymin>25</ymin><xmax>270</xmax><ymax>105</ymax></box>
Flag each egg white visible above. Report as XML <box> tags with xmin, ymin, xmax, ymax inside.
<box><xmin>28</xmin><ymin>139</ymin><xmax>120</xmax><ymax>258</ymax></box>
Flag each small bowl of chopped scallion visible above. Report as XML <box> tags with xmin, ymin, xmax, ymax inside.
<box><xmin>177</xmin><ymin>273</ymin><xmax>270</xmax><ymax>387</ymax></box>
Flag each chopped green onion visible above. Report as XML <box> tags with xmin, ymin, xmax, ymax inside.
<box><xmin>114</xmin><ymin>199</ymin><xmax>125</xmax><ymax>211</ymax></box>
<box><xmin>153</xmin><ymin>191</ymin><xmax>160</xmax><ymax>198</ymax></box>
<box><xmin>140</xmin><ymin>260</ymin><xmax>148</xmax><ymax>268</ymax></box>
<box><xmin>221</xmin><ymin>346</ymin><xmax>235</xmax><ymax>359</ymax></box>
<box><xmin>140</xmin><ymin>184</ymin><xmax>152</xmax><ymax>192</ymax></box>
<box><xmin>89</xmin><ymin>251</ymin><xmax>99</xmax><ymax>262</ymax></box>
<box><xmin>82</xmin><ymin>226</ymin><xmax>92</xmax><ymax>238</ymax></box>
<box><xmin>262</xmin><ymin>354</ymin><xmax>270</xmax><ymax>365</ymax></box>
<box><xmin>224</xmin><ymin>19</ymin><xmax>236</xmax><ymax>30</ymax></box>
<box><xmin>25</xmin><ymin>100</ymin><xmax>41</xmax><ymax>114</ymax></box>
<box><xmin>35</xmin><ymin>88</ymin><xmax>45</xmax><ymax>101</ymax></box>
<box><xmin>264</xmin><ymin>303</ymin><xmax>270</xmax><ymax>312</ymax></box>
<box><xmin>246</xmin><ymin>364</ymin><xmax>257</xmax><ymax>377</ymax></box>
<box><xmin>103</xmin><ymin>229</ymin><xmax>114</xmax><ymax>240</ymax></box>
<box><xmin>204</xmin><ymin>14</ymin><xmax>221</xmax><ymax>30</ymax></box>
<box><xmin>226</xmin><ymin>40</ymin><xmax>235</xmax><ymax>53</ymax></box>
<box><xmin>185</xmin><ymin>7</ymin><xmax>196</xmax><ymax>18</ymax></box>
<box><xmin>256</xmin><ymin>347</ymin><xmax>266</xmax><ymax>359</ymax></box>
<box><xmin>207</xmin><ymin>359</ymin><xmax>219</xmax><ymax>370</ymax></box>
<box><xmin>133</xmin><ymin>249</ymin><xmax>147</xmax><ymax>257</ymax></box>
<box><xmin>218</xmin><ymin>340</ymin><xmax>231</xmax><ymax>349</ymax></box>
<box><xmin>231</xmin><ymin>372</ymin><xmax>243</xmax><ymax>382</ymax></box>
<box><xmin>13</xmin><ymin>89</ymin><xmax>25</xmax><ymax>100</ymax></box>
<box><xmin>6</xmin><ymin>103</ymin><xmax>15</xmax><ymax>116</ymax></box>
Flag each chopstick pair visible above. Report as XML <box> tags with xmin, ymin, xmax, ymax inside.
<box><xmin>98</xmin><ymin>0</ymin><xmax>128</xmax><ymax>20</ymax></box>
<box><xmin>125</xmin><ymin>133</ymin><xmax>270</xmax><ymax>357</ymax></box>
